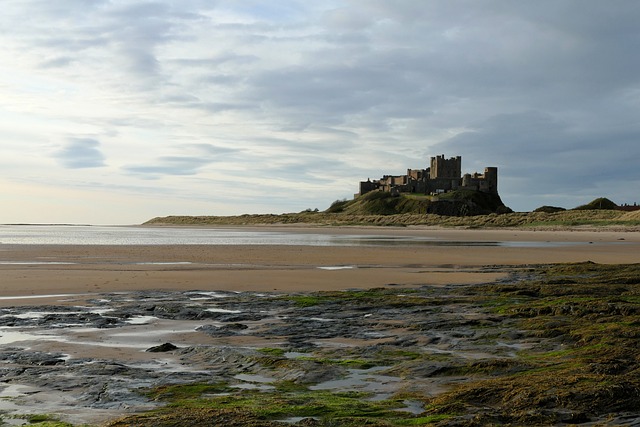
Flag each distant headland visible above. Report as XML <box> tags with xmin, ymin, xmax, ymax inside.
<box><xmin>145</xmin><ymin>154</ymin><xmax>640</xmax><ymax>229</ymax></box>
<box><xmin>144</xmin><ymin>196</ymin><xmax>640</xmax><ymax>229</ymax></box>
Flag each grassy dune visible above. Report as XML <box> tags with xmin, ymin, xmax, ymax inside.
<box><xmin>144</xmin><ymin>209</ymin><xmax>640</xmax><ymax>229</ymax></box>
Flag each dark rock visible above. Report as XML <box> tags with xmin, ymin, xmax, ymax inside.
<box><xmin>392</xmin><ymin>336</ymin><xmax>418</xmax><ymax>347</ymax></box>
<box><xmin>224</xmin><ymin>323</ymin><xmax>249</xmax><ymax>330</ymax></box>
<box><xmin>297</xmin><ymin>417</ymin><xmax>322</xmax><ymax>425</ymax></box>
<box><xmin>217</xmin><ymin>313</ymin><xmax>269</xmax><ymax>322</ymax></box>
<box><xmin>557</xmin><ymin>410</ymin><xmax>590</xmax><ymax>424</ymax></box>
<box><xmin>146</xmin><ymin>343</ymin><xmax>179</xmax><ymax>353</ymax></box>
<box><xmin>0</xmin><ymin>350</ymin><xmax>66</xmax><ymax>366</ymax></box>
<box><xmin>197</xmin><ymin>324</ymin><xmax>248</xmax><ymax>337</ymax></box>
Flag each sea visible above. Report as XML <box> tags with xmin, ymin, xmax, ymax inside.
<box><xmin>0</xmin><ymin>224</ymin><xmax>580</xmax><ymax>247</ymax></box>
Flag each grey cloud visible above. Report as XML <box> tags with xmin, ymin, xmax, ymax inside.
<box><xmin>122</xmin><ymin>144</ymin><xmax>244</xmax><ymax>177</ymax></box>
<box><xmin>172</xmin><ymin>53</ymin><xmax>260</xmax><ymax>69</ymax></box>
<box><xmin>54</xmin><ymin>138</ymin><xmax>106</xmax><ymax>169</ymax></box>
<box><xmin>248</xmin><ymin>62</ymin><xmax>423</xmax><ymax>127</ymax></box>
<box><xmin>117</xmin><ymin>46</ymin><xmax>160</xmax><ymax>76</ymax></box>
<box><xmin>183</xmin><ymin>144</ymin><xmax>243</xmax><ymax>156</ymax></box>
<box><xmin>201</xmin><ymin>74</ymin><xmax>244</xmax><ymax>86</ymax></box>
<box><xmin>317</xmin><ymin>1</ymin><xmax>640</xmax><ymax>112</ymax></box>
<box><xmin>434</xmin><ymin>110</ymin><xmax>640</xmax><ymax>207</ymax></box>
<box><xmin>160</xmin><ymin>93</ymin><xmax>201</xmax><ymax>105</ymax></box>
<box><xmin>39</xmin><ymin>56</ymin><xmax>75</xmax><ymax>69</ymax></box>
<box><xmin>247</xmin><ymin>131</ymin><xmax>358</xmax><ymax>158</ymax></box>
<box><xmin>4</xmin><ymin>1</ymin><xmax>640</xmax><ymax>214</ymax></box>
<box><xmin>198</xmin><ymin>102</ymin><xmax>254</xmax><ymax>113</ymax></box>
<box><xmin>260</xmin><ymin>156</ymin><xmax>356</xmax><ymax>185</ymax></box>
<box><xmin>147</xmin><ymin>93</ymin><xmax>247</xmax><ymax>114</ymax></box>
<box><xmin>5</xmin><ymin>0</ymin><xmax>202</xmax><ymax>82</ymax></box>
<box><xmin>321</xmin><ymin>7</ymin><xmax>373</xmax><ymax>30</ymax></box>
<box><xmin>123</xmin><ymin>156</ymin><xmax>211</xmax><ymax>177</ymax></box>
<box><xmin>105</xmin><ymin>3</ymin><xmax>181</xmax><ymax>78</ymax></box>
<box><xmin>108</xmin><ymin>1</ymin><xmax>170</xmax><ymax>20</ymax></box>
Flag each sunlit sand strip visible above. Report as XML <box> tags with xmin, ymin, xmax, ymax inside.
<box><xmin>0</xmin><ymin>261</ymin><xmax>76</xmax><ymax>265</ymax></box>
<box><xmin>0</xmin><ymin>293</ymin><xmax>91</xmax><ymax>301</ymax></box>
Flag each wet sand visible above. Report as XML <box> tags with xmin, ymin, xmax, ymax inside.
<box><xmin>0</xmin><ymin>226</ymin><xmax>638</xmax><ymax>425</ymax></box>
<box><xmin>0</xmin><ymin>227</ymin><xmax>638</xmax><ymax>306</ymax></box>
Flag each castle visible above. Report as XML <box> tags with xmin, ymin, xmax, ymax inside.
<box><xmin>359</xmin><ymin>155</ymin><xmax>498</xmax><ymax>197</ymax></box>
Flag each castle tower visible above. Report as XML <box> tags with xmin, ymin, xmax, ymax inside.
<box><xmin>483</xmin><ymin>167</ymin><xmax>498</xmax><ymax>193</ymax></box>
<box><xmin>430</xmin><ymin>155</ymin><xmax>462</xmax><ymax>179</ymax></box>
<box><xmin>462</xmin><ymin>173</ymin><xmax>472</xmax><ymax>187</ymax></box>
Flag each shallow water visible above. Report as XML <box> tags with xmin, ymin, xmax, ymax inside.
<box><xmin>0</xmin><ymin>224</ymin><xmax>595</xmax><ymax>247</ymax></box>
<box><xmin>309</xmin><ymin>366</ymin><xmax>403</xmax><ymax>398</ymax></box>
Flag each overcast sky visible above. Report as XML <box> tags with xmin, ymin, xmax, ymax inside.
<box><xmin>1</xmin><ymin>1</ymin><xmax>639</xmax><ymax>224</ymax></box>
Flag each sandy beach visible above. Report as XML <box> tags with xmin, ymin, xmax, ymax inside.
<box><xmin>0</xmin><ymin>226</ymin><xmax>639</xmax><ymax>425</ymax></box>
<box><xmin>1</xmin><ymin>226</ymin><xmax>638</xmax><ymax>305</ymax></box>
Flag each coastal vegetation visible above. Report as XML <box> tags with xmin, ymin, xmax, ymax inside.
<box><xmin>145</xmin><ymin>195</ymin><xmax>640</xmax><ymax>229</ymax></box>
<box><xmin>4</xmin><ymin>262</ymin><xmax>639</xmax><ymax>426</ymax></box>
<box><xmin>143</xmin><ymin>192</ymin><xmax>640</xmax><ymax>229</ymax></box>
<box><xmin>100</xmin><ymin>262</ymin><xmax>640</xmax><ymax>427</ymax></box>
<box><xmin>424</xmin><ymin>262</ymin><xmax>640</xmax><ymax>425</ymax></box>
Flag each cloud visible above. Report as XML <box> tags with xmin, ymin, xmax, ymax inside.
<box><xmin>434</xmin><ymin>110</ymin><xmax>640</xmax><ymax>208</ymax></box>
<box><xmin>54</xmin><ymin>138</ymin><xmax>106</xmax><ymax>169</ymax></box>
<box><xmin>121</xmin><ymin>144</ymin><xmax>243</xmax><ymax>177</ymax></box>
<box><xmin>2</xmin><ymin>1</ymin><xmax>640</xmax><ymax>222</ymax></box>
<box><xmin>123</xmin><ymin>156</ymin><xmax>211</xmax><ymax>177</ymax></box>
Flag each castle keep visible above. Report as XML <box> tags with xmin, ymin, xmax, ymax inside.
<box><xmin>359</xmin><ymin>155</ymin><xmax>497</xmax><ymax>197</ymax></box>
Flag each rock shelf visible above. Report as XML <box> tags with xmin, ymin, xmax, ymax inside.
<box><xmin>0</xmin><ymin>263</ymin><xmax>638</xmax><ymax>425</ymax></box>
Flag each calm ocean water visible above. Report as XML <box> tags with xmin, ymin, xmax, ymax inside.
<box><xmin>0</xmin><ymin>225</ymin><xmax>434</xmax><ymax>246</ymax></box>
<box><xmin>0</xmin><ymin>225</ymin><xmax>580</xmax><ymax>247</ymax></box>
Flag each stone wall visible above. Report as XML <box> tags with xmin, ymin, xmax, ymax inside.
<box><xmin>358</xmin><ymin>155</ymin><xmax>497</xmax><ymax>197</ymax></box>
<box><xmin>430</xmin><ymin>155</ymin><xmax>461</xmax><ymax>179</ymax></box>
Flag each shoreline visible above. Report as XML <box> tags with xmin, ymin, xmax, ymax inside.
<box><xmin>140</xmin><ymin>222</ymin><xmax>640</xmax><ymax>235</ymax></box>
<box><xmin>1</xmin><ymin>227</ymin><xmax>638</xmax><ymax>304</ymax></box>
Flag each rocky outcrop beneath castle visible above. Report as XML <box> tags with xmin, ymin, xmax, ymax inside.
<box><xmin>428</xmin><ymin>190</ymin><xmax>512</xmax><ymax>216</ymax></box>
<box><xmin>426</xmin><ymin>197</ymin><xmax>510</xmax><ymax>216</ymax></box>
<box><xmin>329</xmin><ymin>189</ymin><xmax>511</xmax><ymax>217</ymax></box>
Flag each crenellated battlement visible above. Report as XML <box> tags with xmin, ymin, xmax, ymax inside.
<box><xmin>358</xmin><ymin>155</ymin><xmax>497</xmax><ymax>197</ymax></box>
